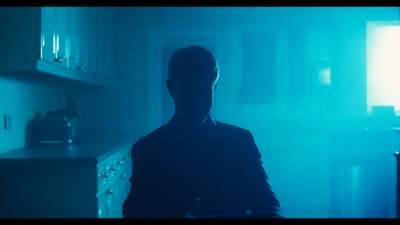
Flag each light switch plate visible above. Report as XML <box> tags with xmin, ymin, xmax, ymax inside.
<box><xmin>4</xmin><ymin>115</ymin><xmax>11</xmax><ymax>131</ymax></box>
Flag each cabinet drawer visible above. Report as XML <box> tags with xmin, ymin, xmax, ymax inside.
<box><xmin>97</xmin><ymin>165</ymin><xmax>132</xmax><ymax>218</ymax></box>
<box><xmin>97</xmin><ymin>145</ymin><xmax>131</xmax><ymax>193</ymax></box>
<box><xmin>96</xmin><ymin>144</ymin><xmax>132</xmax><ymax>218</ymax></box>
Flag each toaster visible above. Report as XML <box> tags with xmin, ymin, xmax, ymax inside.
<box><xmin>32</xmin><ymin>117</ymin><xmax>80</xmax><ymax>145</ymax></box>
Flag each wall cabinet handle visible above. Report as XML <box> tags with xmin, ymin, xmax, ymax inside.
<box><xmin>106</xmin><ymin>188</ymin><xmax>113</xmax><ymax>195</ymax></box>
<box><xmin>54</xmin><ymin>57</ymin><xmax>63</xmax><ymax>63</ymax></box>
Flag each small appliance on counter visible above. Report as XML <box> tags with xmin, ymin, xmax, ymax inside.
<box><xmin>32</xmin><ymin>116</ymin><xmax>80</xmax><ymax>144</ymax></box>
<box><xmin>32</xmin><ymin>95</ymin><xmax>84</xmax><ymax>145</ymax></box>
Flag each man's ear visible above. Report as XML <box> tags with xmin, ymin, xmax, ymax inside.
<box><xmin>166</xmin><ymin>78</ymin><xmax>175</xmax><ymax>98</ymax></box>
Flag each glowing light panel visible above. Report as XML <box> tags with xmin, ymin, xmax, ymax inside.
<box><xmin>367</xmin><ymin>23</ymin><xmax>400</xmax><ymax>114</ymax></box>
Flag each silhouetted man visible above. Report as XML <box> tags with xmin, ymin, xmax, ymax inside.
<box><xmin>122</xmin><ymin>45</ymin><xmax>283</xmax><ymax>218</ymax></box>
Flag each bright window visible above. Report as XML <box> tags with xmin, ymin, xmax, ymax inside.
<box><xmin>367</xmin><ymin>21</ymin><xmax>400</xmax><ymax>115</ymax></box>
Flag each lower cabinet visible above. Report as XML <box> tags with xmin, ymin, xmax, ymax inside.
<box><xmin>96</xmin><ymin>146</ymin><xmax>132</xmax><ymax>218</ymax></box>
<box><xmin>0</xmin><ymin>140</ymin><xmax>133</xmax><ymax>218</ymax></box>
<box><xmin>97</xmin><ymin>167</ymin><xmax>132</xmax><ymax>218</ymax></box>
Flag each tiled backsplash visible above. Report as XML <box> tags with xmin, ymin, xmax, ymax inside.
<box><xmin>0</xmin><ymin>71</ymin><xmax>89</xmax><ymax>154</ymax></box>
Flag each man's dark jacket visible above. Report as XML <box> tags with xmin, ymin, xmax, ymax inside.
<box><xmin>122</xmin><ymin>114</ymin><xmax>283</xmax><ymax>218</ymax></box>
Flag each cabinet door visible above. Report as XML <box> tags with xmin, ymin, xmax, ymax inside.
<box><xmin>98</xmin><ymin>183</ymin><xmax>122</xmax><ymax>218</ymax></box>
<box><xmin>41</xmin><ymin>7</ymin><xmax>56</xmax><ymax>64</ymax></box>
<box><xmin>65</xmin><ymin>7</ymin><xmax>91</xmax><ymax>74</ymax></box>
<box><xmin>41</xmin><ymin>7</ymin><xmax>68</xmax><ymax>67</ymax></box>
<box><xmin>65</xmin><ymin>7</ymin><xmax>79</xmax><ymax>71</ymax></box>
<box><xmin>113</xmin><ymin>167</ymin><xmax>132</xmax><ymax>218</ymax></box>
<box><xmin>1</xmin><ymin>6</ymin><xmax>114</xmax><ymax>87</ymax></box>
<box><xmin>96</xmin><ymin>146</ymin><xmax>132</xmax><ymax>218</ymax></box>
<box><xmin>97</xmin><ymin>186</ymin><xmax>113</xmax><ymax>218</ymax></box>
<box><xmin>54</xmin><ymin>7</ymin><xmax>68</xmax><ymax>68</ymax></box>
<box><xmin>75</xmin><ymin>7</ymin><xmax>90</xmax><ymax>74</ymax></box>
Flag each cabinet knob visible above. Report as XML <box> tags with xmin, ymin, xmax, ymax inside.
<box><xmin>106</xmin><ymin>188</ymin><xmax>113</xmax><ymax>195</ymax></box>
<box><xmin>101</xmin><ymin>173</ymin><xmax>108</xmax><ymax>179</ymax></box>
<box><xmin>54</xmin><ymin>57</ymin><xmax>63</xmax><ymax>63</ymax></box>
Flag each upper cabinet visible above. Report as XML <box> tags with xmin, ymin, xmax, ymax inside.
<box><xmin>0</xmin><ymin>7</ymin><xmax>114</xmax><ymax>87</ymax></box>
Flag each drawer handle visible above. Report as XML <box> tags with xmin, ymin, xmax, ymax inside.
<box><xmin>106</xmin><ymin>188</ymin><xmax>113</xmax><ymax>195</ymax></box>
<box><xmin>101</xmin><ymin>173</ymin><xmax>108</xmax><ymax>179</ymax></box>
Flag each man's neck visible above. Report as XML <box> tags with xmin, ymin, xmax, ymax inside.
<box><xmin>171</xmin><ymin>113</ymin><xmax>211</xmax><ymax>129</ymax></box>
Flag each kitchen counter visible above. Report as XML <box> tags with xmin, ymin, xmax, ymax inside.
<box><xmin>0</xmin><ymin>133</ymin><xmax>138</xmax><ymax>165</ymax></box>
<box><xmin>0</xmin><ymin>133</ymin><xmax>137</xmax><ymax>218</ymax></box>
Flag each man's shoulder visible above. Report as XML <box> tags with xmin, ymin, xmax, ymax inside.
<box><xmin>134</xmin><ymin>125</ymin><xmax>169</xmax><ymax>146</ymax></box>
<box><xmin>213</xmin><ymin>120</ymin><xmax>257</xmax><ymax>149</ymax></box>
<box><xmin>214</xmin><ymin>120</ymin><xmax>251</xmax><ymax>135</ymax></box>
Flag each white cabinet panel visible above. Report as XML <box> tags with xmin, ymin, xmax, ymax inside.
<box><xmin>0</xmin><ymin>7</ymin><xmax>114</xmax><ymax>87</ymax></box>
<box><xmin>41</xmin><ymin>7</ymin><xmax>56</xmax><ymax>64</ymax></box>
